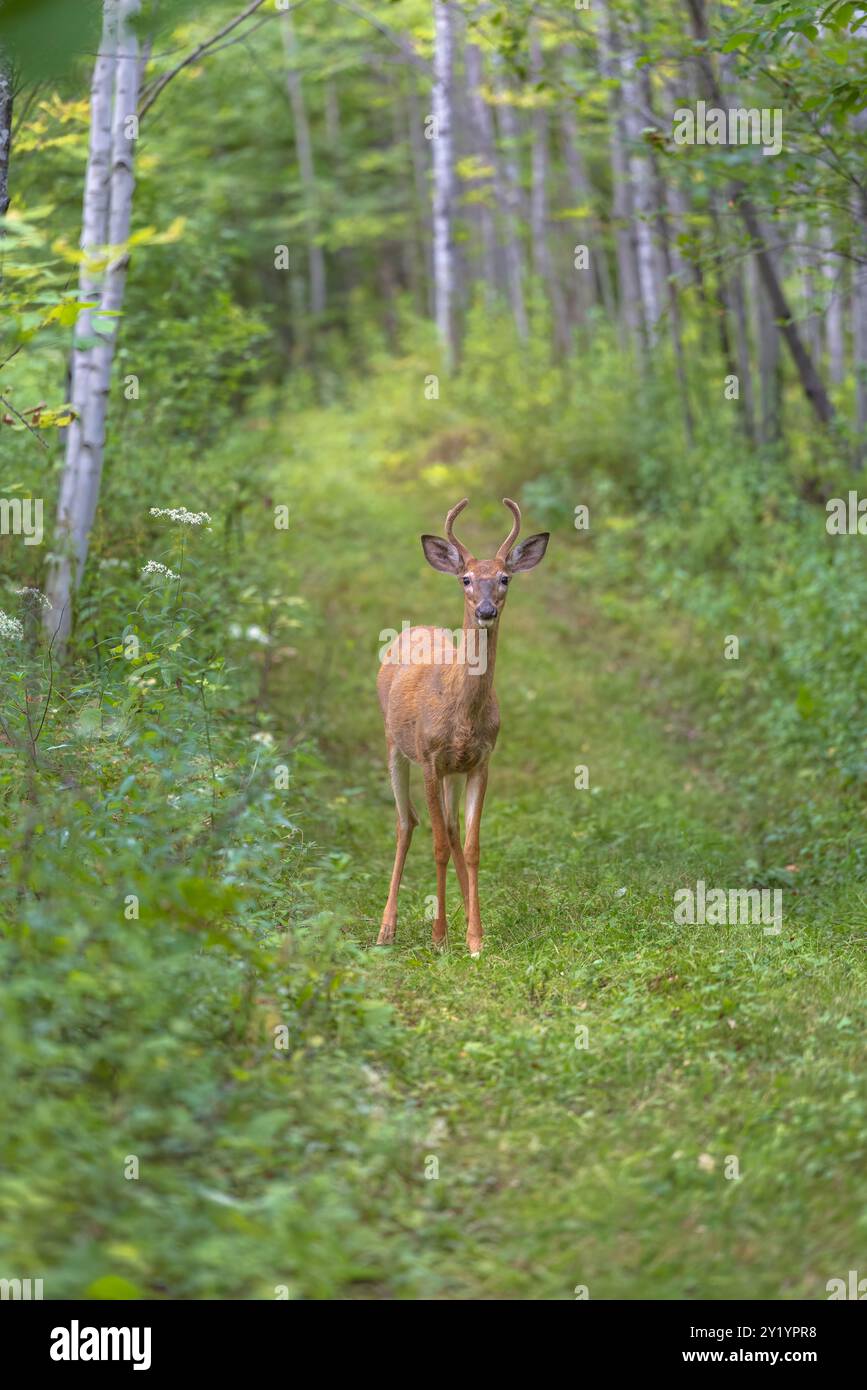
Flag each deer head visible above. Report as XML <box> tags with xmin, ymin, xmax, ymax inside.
<box><xmin>420</xmin><ymin>497</ymin><xmax>549</xmax><ymax>629</ymax></box>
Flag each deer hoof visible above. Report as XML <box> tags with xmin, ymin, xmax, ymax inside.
<box><xmin>376</xmin><ymin>925</ymin><xmax>395</xmax><ymax>946</ymax></box>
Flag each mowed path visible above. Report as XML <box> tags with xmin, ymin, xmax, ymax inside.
<box><xmin>277</xmin><ymin>403</ymin><xmax>865</xmax><ymax>1300</ymax></box>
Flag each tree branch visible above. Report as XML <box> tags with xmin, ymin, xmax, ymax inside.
<box><xmin>138</xmin><ymin>0</ymin><xmax>308</xmax><ymax>121</ymax></box>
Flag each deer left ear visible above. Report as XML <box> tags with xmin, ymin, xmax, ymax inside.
<box><xmin>506</xmin><ymin>532</ymin><xmax>549</xmax><ymax>572</ymax></box>
<box><xmin>421</xmin><ymin>534</ymin><xmax>463</xmax><ymax>574</ymax></box>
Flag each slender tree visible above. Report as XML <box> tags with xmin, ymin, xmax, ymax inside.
<box><xmin>282</xmin><ymin>11</ymin><xmax>326</xmax><ymax>319</ymax></box>
<box><xmin>599</xmin><ymin>5</ymin><xmax>642</xmax><ymax>351</ymax></box>
<box><xmin>0</xmin><ymin>57</ymin><xmax>13</xmax><ymax>220</ymax></box>
<box><xmin>431</xmin><ymin>0</ymin><xmax>456</xmax><ymax>368</ymax></box>
<box><xmin>491</xmin><ymin>51</ymin><xmax>528</xmax><ymax>340</ymax></box>
<box><xmin>44</xmin><ymin>0</ymin><xmax>122</xmax><ymax>644</ymax></box>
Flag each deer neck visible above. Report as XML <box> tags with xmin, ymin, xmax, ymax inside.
<box><xmin>451</xmin><ymin>616</ymin><xmax>498</xmax><ymax>711</ymax></box>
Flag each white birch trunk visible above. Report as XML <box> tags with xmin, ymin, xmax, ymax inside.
<box><xmin>752</xmin><ymin>250</ymin><xmax>782</xmax><ymax>444</ymax></box>
<box><xmin>78</xmin><ymin>0</ymin><xmax>142</xmax><ymax>548</ymax></box>
<box><xmin>529</xmin><ymin>26</ymin><xmax>568</xmax><ymax>350</ymax></box>
<box><xmin>851</xmin><ymin>113</ymin><xmax>867</xmax><ymax>459</ymax></box>
<box><xmin>491</xmin><ymin>54</ymin><xmax>528</xmax><ymax>339</ymax></box>
<box><xmin>599</xmin><ymin>7</ymin><xmax>642</xmax><ymax>350</ymax></box>
<box><xmin>282</xmin><ymin>12</ymin><xmax>326</xmax><ymax>318</ymax></box>
<box><xmin>464</xmin><ymin>42</ymin><xmax>497</xmax><ymax>302</ymax></box>
<box><xmin>0</xmin><ymin>60</ymin><xmax>12</xmax><ymax>219</ymax></box>
<box><xmin>820</xmin><ymin>216</ymin><xmax>845</xmax><ymax>386</ymax></box>
<box><xmin>620</xmin><ymin>40</ymin><xmax>661</xmax><ymax>343</ymax></box>
<box><xmin>44</xmin><ymin>0</ymin><xmax>120</xmax><ymax>644</ymax></box>
<box><xmin>559</xmin><ymin>99</ymin><xmax>603</xmax><ymax>324</ymax></box>
<box><xmin>431</xmin><ymin>0</ymin><xmax>455</xmax><ymax>368</ymax></box>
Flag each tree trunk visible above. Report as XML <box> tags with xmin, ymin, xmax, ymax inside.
<box><xmin>464</xmin><ymin>42</ymin><xmax>497</xmax><ymax>304</ymax></box>
<box><xmin>621</xmin><ymin>41</ymin><xmax>662</xmax><ymax>343</ymax></box>
<box><xmin>44</xmin><ymin>0</ymin><xmax>121</xmax><ymax>646</ymax></box>
<box><xmin>491</xmin><ymin>53</ymin><xmax>528</xmax><ymax>340</ymax></box>
<box><xmin>710</xmin><ymin>192</ymin><xmax>755</xmax><ymax>442</ymax></box>
<box><xmin>752</xmin><ymin>251</ymin><xmax>782</xmax><ymax>444</ymax></box>
<box><xmin>640</xmin><ymin>65</ymin><xmax>693</xmax><ymax>442</ymax></box>
<box><xmin>0</xmin><ymin>59</ymin><xmax>12</xmax><ymax>219</ymax></box>
<box><xmin>795</xmin><ymin>216</ymin><xmax>821</xmax><ymax>363</ymax></box>
<box><xmin>560</xmin><ymin>95</ymin><xmax>609</xmax><ymax>324</ymax></box>
<box><xmin>851</xmin><ymin>111</ymin><xmax>867</xmax><ymax>463</ymax></box>
<box><xmin>854</xmin><ymin>250</ymin><xmax>867</xmax><ymax>463</ymax></box>
<box><xmin>431</xmin><ymin>0</ymin><xmax>456</xmax><ymax>368</ymax></box>
<box><xmin>528</xmin><ymin>26</ymin><xmax>568</xmax><ymax>351</ymax></box>
<box><xmin>820</xmin><ymin>216</ymin><xmax>845</xmax><ymax>387</ymax></box>
<box><xmin>599</xmin><ymin>6</ymin><xmax>642</xmax><ymax>351</ymax></box>
<box><xmin>403</xmin><ymin>69</ymin><xmax>433</xmax><ymax>317</ymax></box>
<box><xmin>282</xmin><ymin>12</ymin><xmax>326</xmax><ymax>319</ymax></box>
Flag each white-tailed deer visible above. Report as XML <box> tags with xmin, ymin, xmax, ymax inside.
<box><xmin>376</xmin><ymin>498</ymin><xmax>549</xmax><ymax>955</ymax></box>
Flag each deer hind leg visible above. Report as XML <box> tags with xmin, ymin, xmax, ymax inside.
<box><xmin>463</xmin><ymin>762</ymin><xmax>489</xmax><ymax>957</ymax></box>
<box><xmin>377</xmin><ymin>745</ymin><xmax>418</xmax><ymax>946</ymax></box>
<box><xmin>423</xmin><ymin>765</ymin><xmax>451</xmax><ymax>949</ymax></box>
<box><xmin>443</xmin><ymin>774</ymin><xmax>469</xmax><ymax>917</ymax></box>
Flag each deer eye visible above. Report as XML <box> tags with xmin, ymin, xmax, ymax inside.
<box><xmin>499</xmin><ymin>574</ymin><xmax>509</xmax><ymax>586</ymax></box>
<box><xmin>462</xmin><ymin>575</ymin><xmax>472</xmax><ymax>587</ymax></box>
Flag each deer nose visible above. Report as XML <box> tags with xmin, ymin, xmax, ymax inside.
<box><xmin>476</xmin><ymin>602</ymin><xmax>497</xmax><ymax>621</ymax></box>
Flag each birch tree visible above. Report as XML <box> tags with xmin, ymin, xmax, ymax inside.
<box><xmin>620</xmin><ymin>38</ymin><xmax>661</xmax><ymax>343</ymax></box>
<box><xmin>529</xmin><ymin>25</ymin><xmax>568</xmax><ymax>350</ymax></box>
<box><xmin>282</xmin><ymin>11</ymin><xmax>326</xmax><ymax>319</ymax></box>
<box><xmin>599</xmin><ymin>8</ymin><xmax>642</xmax><ymax>351</ymax></box>
<box><xmin>464</xmin><ymin>42</ymin><xmax>497</xmax><ymax>303</ymax></box>
<box><xmin>752</xmin><ymin>252</ymin><xmax>782</xmax><ymax>444</ymax></box>
<box><xmin>44</xmin><ymin>0</ymin><xmax>122</xmax><ymax>644</ymax></box>
<box><xmin>491</xmin><ymin>53</ymin><xmax>528</xmax><ymax>340</ymax></box>
<box><xmin>431</xmin><ymin>0</ymin><xmax>455</xmax><ymax>368</ymax></box>
<box><xmin>0</xmin><ymin>58</ymin><xmax>12</xmax><ymax>220</ymax></box>
<box><xmin>820</xmin><ymin>217</ymin><xmax>845</xmax><ymax>387</ymax></box>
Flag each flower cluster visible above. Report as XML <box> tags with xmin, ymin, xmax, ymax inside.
<box><xmin>150</xmin><ymin>507</ymin><xmax>211</xmax><ymax>526</ymax></box>
<box><xmin>0</xmin><ymin>610</ymin><xmax>24</xmax><ymax>641</ymax></box>
<box><xmin>14</xmin><ymin>586</ymin><xmax>51</xmax><ymax>610</ymax></box>
<box><xmin>141</xmin><ymin>561</ymin><xmax>180</xmax><ymax>581</ymax></box>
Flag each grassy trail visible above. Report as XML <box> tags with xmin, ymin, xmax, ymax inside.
<box><xmin>273</xmin><ymin>401</ymin><xmax>864</xmax><ymax>1300</ymax></box>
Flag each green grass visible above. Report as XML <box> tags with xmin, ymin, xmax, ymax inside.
<box><xmin>2</xmin><ymin>372</ymin><xmax>864</xmax><ymax>1301</ymax></box>
<box><xmin>269</xmin><ymin>389</ymin><xmax>867</xmax><ymax>1300</ymax></box>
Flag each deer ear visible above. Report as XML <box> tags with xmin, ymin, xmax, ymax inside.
<box><xmin>506</xmin><ymin>532</ymin><xmax>549</xmax><ymax>572</ymax></box>
<box><xmin>421</xmin><ymin>535</ymin><xmax>463</xmax><ymax>574</ymax></box>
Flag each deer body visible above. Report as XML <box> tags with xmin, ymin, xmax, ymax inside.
<box><xmin>376</xmin><ymin>500</ymin><xmax>548</xmax><ymax>956</ymax></box>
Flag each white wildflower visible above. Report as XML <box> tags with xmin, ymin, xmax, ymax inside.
<box><xmin>141</xmin><ymin>561</ymin><xmax>180</xmax><ymax>581</ymax></box>
<box><xmin>0</xmin><ymin>610</ymin><xmax>24</xmax><ymax>641</ymax></box>
<box><xmin>13</xmin><ymin>586</ymin><xmax>51</xmax><ymax>610</ymax></box>
<box><xmin>245</xmin><ymin>625</ymin><xmax>270</xmax><ymax>645</ymax></box>
<box><xmin>150</xmin><ymin>506</ymin><xmax>211</xmax><ymax>526</ymax></box>
<box><xmin>251</xmin><ymin>731</ymin><xmax>275</xmax><ymax>747</ymax></box>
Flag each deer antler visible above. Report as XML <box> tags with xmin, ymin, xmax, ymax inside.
<box><xmin>445</xmin><ymin>497</ymin><xmax>472</xmax><ymax>563</ymax></box>
<box><xmin>496</xmin><ymin>497</ymin><xmax>521</xmax><ymax>561</ymax></box>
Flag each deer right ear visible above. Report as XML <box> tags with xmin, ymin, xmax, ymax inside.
<box><xmin>421</xmin><ymin>535</ymin><xmax>463</xmax><ymax>574</ymax></box>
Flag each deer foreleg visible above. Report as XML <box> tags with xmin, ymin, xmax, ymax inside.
<box><xmin>424</xmin><ymin>766</ymin><xmax>451</xmax><ymax>949</ymax></box>
<box><xmin>443</xmin><ymin>773</ymin><xmax>469</xmax><ymax>916</ymax></box>
<box><xmin>463</xmin><ymin>762</ymin><xmax>489</xmax><ymax>957</ymax></box>
<box><xmin>377</xmin><ymin>746</ymin><xmax>418</xmax><ymax>946</ymax></box>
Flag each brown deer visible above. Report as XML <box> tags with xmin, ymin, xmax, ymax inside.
<box><xmin>376</xmin><ymin>498</ymin><xmax>549</xmax><ymax>955</ymax></box>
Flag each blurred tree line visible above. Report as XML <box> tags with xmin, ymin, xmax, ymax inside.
<box><xmin>1</xmin><ymin>0</ymin><xmax>867</xmax><ymax>645</ymax></box>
